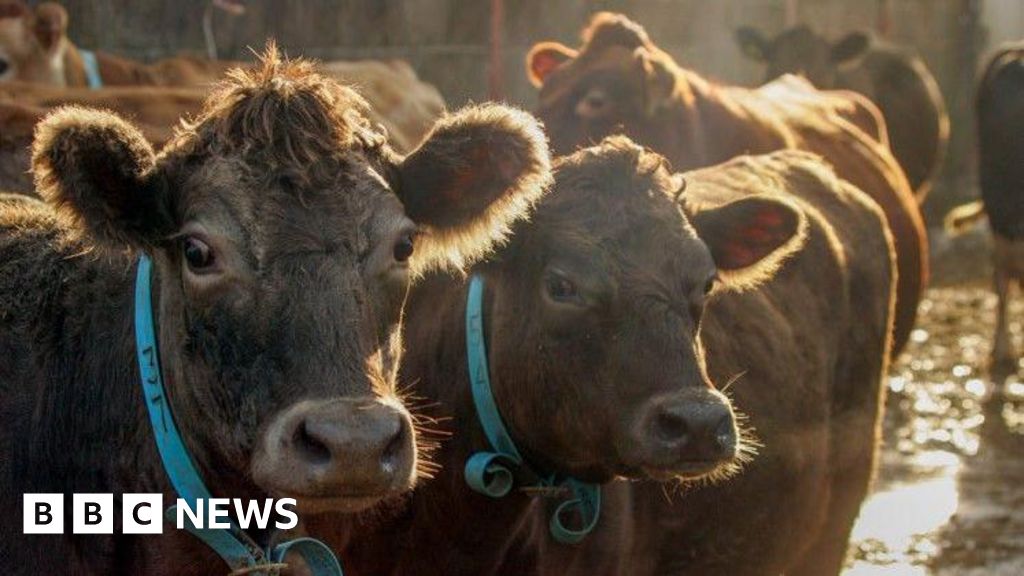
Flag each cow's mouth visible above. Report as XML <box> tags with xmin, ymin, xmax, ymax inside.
<box><xmin>640</xmin><ymin>459</ymin><xmax>728</xmax><ymax>482</ymax></box>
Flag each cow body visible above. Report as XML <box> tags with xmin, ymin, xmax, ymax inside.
<box><xmin>0</xmin><ymin>49</ymin><xmax>551</xmax><ymax>575</ymax></box>
<box><xmin>322</xmin><ymin>60</ymin><xmax>445</xmax><ymax>153</ymax></box>
<box><xmin>528</xmin><ymin>12</ymin><xmax>924</xmax><ymax>356</ymax></box>
<box><xmin>736</xmin><ymin>26</ymin><xmax>949</xmax><ymax>198</ymax></box>
<box><xmin>978</xmin><ymin>43</ymin><xmax>1024</xmax><ymax>379</ymax></box>
<box><xmin>311</xmin><ymin>147</ymin><xmax>893</xmax><ymax>576</ymax></box>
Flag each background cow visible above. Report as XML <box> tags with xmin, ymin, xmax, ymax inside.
<box><xmin>946</xmin><ymin>42</ymin><xmax>1024</xmax><ymax>383</ymax></box>
<box><xmin>735</xmin><ymin>24</ymin><xmax>950</xmax><ymax>200</ymax></box>
<box><xmin>0</xmin><ymin>49</ymin><xmax>551</xmax><ymax>575</ymax></box>
<box><xmin>526</xmin><ymin>11</ymin><xmax>923</xmax><ymax>356</ymax></box>
<box><xmin>0</xmin><ymin>1</ymin><xmax>446</xmax><ymax>152</ymax></box>
<box><xmin>0</xmin><ymin>1</ymin><xmax>234</xmax><ymax>86</ymax></box>
<box><xmin>0</xmin><ymin>85</ymin><xmax>206</xmax><ymax>193</ymax></box>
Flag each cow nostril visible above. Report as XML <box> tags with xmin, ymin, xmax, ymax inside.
<box><xmin>380</xmin><ymin>417</ymin><xmax>409</xmax><ymax>476</ymax></box>
<box><xmin>653</xmin><ymin>410</ymin><xmax>690</xmax><ymax>444</ymax></box>
<box><xmin>0</xmin><ymin>60</ymin><xmax>9</xmax><ymax>76</ymax></box>
<box><xmin>294</xmin><ymin>420</ymin><xmax>332</xmax><ymax>465</ymax></box>
<box><xmin>714</xmin><ymin>413</ymin><xmax>737</xmax><ymax>452</ymax></box>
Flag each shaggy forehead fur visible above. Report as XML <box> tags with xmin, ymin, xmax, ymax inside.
<box><xmin>163</xmin><ymin>46</ymin><xmax>387</xmax><ymax>191</ymax></box>
<box><xmin>580</xmin><ymin>11</ymin><xmax>651</xmax><ymax>53</ymax></box>
<box><xmin>543</xmin><ymin>136</ymin><xmax>682</xmax><ymax>236</ymax></box>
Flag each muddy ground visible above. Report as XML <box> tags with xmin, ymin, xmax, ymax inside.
<box><xmin>844</xmin><ymin>230</ymin><xmax>1024</xmax><ymax>575</ymax></box>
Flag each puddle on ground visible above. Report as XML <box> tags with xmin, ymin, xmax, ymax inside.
<box><xmin>844</xmin><ymin>287</ymin><xmax>1024</xmax><ymax>575</ymax></box>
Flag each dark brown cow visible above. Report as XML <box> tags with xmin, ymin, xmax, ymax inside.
<box><xmin>0</xmin><ymin>49</ymin><xmax>551</xmax><ymax>575</ymax></box>
<box><xmin>526</xmin><ymin>12</ymin><xmax>924</xmax><ymax>356</ymax></box>
<box><xmin>735</xmin><ymin>25</ymin><xmax>950</xmax><ymax>199</ymax></box>
<box><xmin>946</xmin><ymin>42</ymin><xmax>1024</xmax><ymax>381</ymax></box>
<box><xmin>303</xmin><ymin>141</ymin><xmax>894</xmax><ymax>576</ymax></box>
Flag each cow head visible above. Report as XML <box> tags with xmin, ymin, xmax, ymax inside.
<box><xmin>477</xmin><ymin>137</ymin><xmax>806</xmax><ymax>482</ymax></box>
<box><xmin>31</xmin><ymin>49</ymin><xmax>550</xmax><ymax>513</ymax></box>
<box><xmin>735</xmin><ymin>25</ymin><xmax>870</xmax><ymax>88</ymax></box>
<box><xmin>526</xmin><ymin>12</ymin><xmax>687</xmax><ymax>159</ymax></box>
<box><xmin>0</xmin><ymin>1</ymin><xmax>69</xmax><ymax>85</ymax></box>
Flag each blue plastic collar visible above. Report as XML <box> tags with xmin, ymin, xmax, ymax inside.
<box><xmin>134</xmin><ymin>254</ymin><xmax>343</xmax><ymax>575</ymax></box>
<box><xmin>463</xmin><ymin>274</ymin><xmax>601</xmax><ymax>544</ymax></box>
<box><xmin>80</xmin><ymin>49</ymin><xmax>103</xmax><ymax>89</ymax></box>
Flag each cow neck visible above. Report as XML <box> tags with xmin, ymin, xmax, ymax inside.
<box><xmin>462</xmin><ymin>274</ymin><xmax>601</xmax><ymax>545</ymax></box>
<box><xmin>133</xmin><ymin>254</ymin><xmax>344</xmax><ymax>576</ymax></box>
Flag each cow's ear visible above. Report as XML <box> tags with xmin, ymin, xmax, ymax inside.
<box><xmin>831</xmin><ymin>32</ymin><xmax>869</xmax><ymax>65</ymax></box>
<box><xmin>736</xmin><ymin>27</ymin><xmax>769</xmax><ymax>62</ymax></box>
<box><xmin>639</xmin><ymin>50</ymin><xmax>676</xmax><ymax>116</ymax></box>
<box><xmin>32</xmin><ymin>2</ymin><xmax>68</xmax><ymax>54</ymax></box>
<box><xmin>394</xmin><ymin>104</ymin><xmax>551</xmax><ymax>271</ymax></box>
<box><xmin>32</xmin><ymin>107</ymin><xmax>173</xmax><ymax>248</ymax></box>
<box><xmin>526</xmin><ymin>42</ymin><xmax>577</xmax><ymax>87</ymax></box>
<box><xmin>690</xmin><ymin>195</ymin><xmax>807</xmax><ymax>289</ymax></box>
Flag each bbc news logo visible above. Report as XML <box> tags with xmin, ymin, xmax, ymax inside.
<box><xmin>23</xmin><ymin>494</ymin><xmax>298</xmax><ymax>534</ymax></box>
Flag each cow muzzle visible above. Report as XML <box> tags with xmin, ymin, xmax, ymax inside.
<box><xmin>627</xmin><ymin>390</ymin><xmax>738</xmax><ymax>480</ymax></box>
<box><xmin>253</xmin><ymin>398</ymin><xmax>416</xmax><ymax>513</ymax></box>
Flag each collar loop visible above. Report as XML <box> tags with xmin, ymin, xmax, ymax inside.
<box><xmin>463</xmin><ymin>274</ymin><xmax>601</xmax><ymax>544</ymax></box>
<box><xmin>134</xmin><ymin>254</ymin><xmax>343</xmax><ymax>575</ymax></box>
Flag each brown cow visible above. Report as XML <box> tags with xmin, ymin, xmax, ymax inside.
<box><xmin>323</xmin><ymin>59</ymin><xmax>446</xmax><ymax>153</ymax></box>
<box><xmin>0</xmin><ymin>98</ymin><xmax>38</xmax><ymax>191</ymax></box>
<box><xmin>303</xmin><ymin>142</ymin><xmax>894</xmax><ymax>576</ymax></box>
<box><xmin>0</xmin><ymin>85</ymin><xmax>206</xmax><ymax>193</ymax></box>
<box><xmin>735</xmin><ymin>25</ymin><xmax>950</xmax><ymax>199</ymax></box>
<box><xmin>0</xmin><ymin>48</ymin><xmax>552</xmax><ymax>575</ymax></box>
<box><xmin>526</xmin><ymin>12</ymin><xmax>924</xmax><ymax>355</ymax></box>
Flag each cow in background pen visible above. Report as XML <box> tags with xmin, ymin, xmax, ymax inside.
<box><xmin>735</xmin><ymin>24</ymin><xmax>950</xmax><ymax>200</ymax></box>
<box><xmin>526</xmin><ymin>11</ymin><xmax>924</xmax><ymax>357</ymax></box>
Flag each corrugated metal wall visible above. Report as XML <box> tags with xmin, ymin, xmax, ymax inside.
<box><xmin>54</xmin><ymin>0</ymin><xmax>1023</xmax><ymax>217</ymax></box>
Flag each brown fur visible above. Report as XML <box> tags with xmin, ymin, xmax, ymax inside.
<box><xmin>736</xmin><ymin>25</ymin><xmax>950</xmax><ymax>199</ymax></box>
<box><xmin>528</xmin><ymin>11</ymin><xmax>924</xmax><ymax>356</ymax></box>
<box><xmin>304</xmin><ymin>143</ymin><xmax>893</xmax><ymax>576</ymax></box>
<box><xmin>526</xmin><ymin>151</ymin><xmax>894</xmax><ymax>576</ymax></box>
<box><xmin>1</xmin><ymin>47</ymin><xmax>551</xmax><ymax>575</ymax></box>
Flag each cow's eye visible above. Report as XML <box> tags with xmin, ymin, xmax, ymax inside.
<box><xmin>545</xmin><ymin>272</ymin><xmax>579</xmax><ymax>303</ymax></box>
<box><xmin>182</xmin><ymin>237</ymin><xmax>214</xmax><ymax>271</ymax></box>
<box><xmin>393</xmin><ymin>234</ymin><xmax>415</xmax><ymax>264</ymax></box>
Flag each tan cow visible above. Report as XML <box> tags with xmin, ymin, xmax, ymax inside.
<box><xmin>527</xmin><ymin>12</ymin><xmax>925</xmax><ymax>356</ymax></box>
<box><xmin>0</xmin><ymin>83</ymin><xmax>207</xmax><ymax>193</ymax></box>
<box><xmin>0</xmin><ymin>1</ymin><xmax>234</xmax><ymax>87</ymax></box>
<box><xmin>0</xmin><ymin>1</ymin><xmax>445</xmax><ymax>152</ymax></box>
